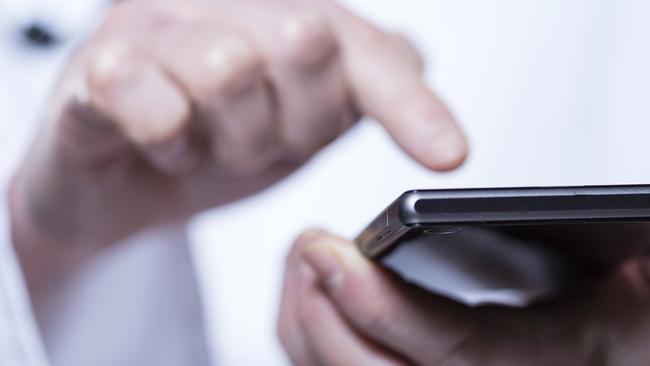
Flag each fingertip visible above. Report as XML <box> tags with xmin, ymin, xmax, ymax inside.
<box><xmin>419</xmin><ymin>124</ymin><xmax>469</xmax><ymax>172</ymax></box>
<box><xmin>371</xmin><ymin>82</ymin><xmax>469</xmax><ymax>172</ymax></box>
<box><xmin>389</xmin><ymin>118</ymin><xmax>468</xmax><ymax>172</ymax></box>
<box><xmin>295</xmin><ymin>228</ymin><xmax>331</xmax><ymax>247</ymax></box>
<box><xmin>390</xmin><ymin>96</ymin><xmax>469</xmax><ymax>171</ymax></box>
<box><xmin>298</xmin><ymin>232</ymin><xmax>372</xmax><ymax>295</ymax></box>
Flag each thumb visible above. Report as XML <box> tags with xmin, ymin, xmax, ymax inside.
<box><xmin>296</xmin><ymin>230</ymin><xmax>477</xmax><ymax>365</ymax></box>
<box><xmin>322</xmin><ymin>1</ymin><xmax>468</xmax><ymax>171</ymax></box>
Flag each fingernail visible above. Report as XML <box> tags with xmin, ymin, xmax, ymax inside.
<box><xmin>302</xmin><ymin>247</ymin><xmax>344</xmax><ymax>293</ymax></box>
<box><xmin>145</xmin><ymin>134</ymin><xmax>200</xmax><ymax>173</ymax></box>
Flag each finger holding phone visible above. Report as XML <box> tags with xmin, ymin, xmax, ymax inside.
<box><xmin>279</xmin><ymin>229</ymin><xmax>650</xmax><ymax>365</ymax></box>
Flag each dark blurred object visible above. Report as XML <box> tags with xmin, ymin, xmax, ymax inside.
<box><xmin>502</xmin><ymin>222</ymin><xmax>650</xmax><ymax>271</ymax></box>
<box><xmin>21</xmin><ymin>22</ymin><xmax>59</xmax><ymax>48</ymax></box>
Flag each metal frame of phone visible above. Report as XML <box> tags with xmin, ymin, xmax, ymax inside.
<box><xmin>355</xmin><ymin>185</ymin><xmax>650</xmax><ymax>259</ymax></box>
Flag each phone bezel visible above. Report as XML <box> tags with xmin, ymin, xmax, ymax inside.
<box><xmin>355</xmin><ymin>184</ymin><xmax>650</xmax><ymax>258</ymax></box>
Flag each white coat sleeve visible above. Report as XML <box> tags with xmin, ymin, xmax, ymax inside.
<box><xmin>0</xmin><ymin>191</ymin><xmax>49</xmax><ymax>366</ymax></box>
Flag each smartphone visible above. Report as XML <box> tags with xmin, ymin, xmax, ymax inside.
<box><xmin>355</xmin><ymin>185</ymin><xmax>650</xmax><ymax>306</ymax></box>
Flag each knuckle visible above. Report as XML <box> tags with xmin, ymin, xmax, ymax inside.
<box><xmin>277</xmin><ymin>11</ymin><xmax>338</xmax><ymax>67</ymax></box>
<box><xmin>359</xmin><ymin>26</ymin><xmax>390</xmax><ymax>48</ymax></box>
<box><xmin>390</xmin><ymin>32</ymin><xmax>425</xmax><ymax>72</ymax></box>
<box><xmin>202</xmin><ymin>37</ymin><xmax>261</xmax><ymax>96</ymax></box>
<box><xmin>360</xmin><ymin>28</ymin><xmax>405</xmax><ymax>61</ymax></box>
<box><xmin>87</xmin><ymin>43</ymin><xmax>191</xmax><ymax>148</ymax></box>
<box><xmin>86</xmin><ymin>41</ymin><xmax>136</xmax><ymax>93</ymax></box>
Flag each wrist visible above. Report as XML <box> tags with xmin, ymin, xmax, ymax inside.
<box><xmin>10</xmin><ymin>171</ymin><xmax>72</xmax><ymax>250</ymax></box>
<box><xmin>9</xmin><ymin>171</ymin><xmax>96</xmax><ymax>293</ymax></box>
<box><xmin>9</xmin><ymin>165</ymin><xmax>113</xmax><ymax>251</ymax></box>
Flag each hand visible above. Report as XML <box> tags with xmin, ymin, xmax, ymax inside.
<box><xmin>278</xmin><ymin>230</ymin><xmax>650</xmax><ymax>365</ymax></box>
<box><xmin>10</xmin><ymin>0</ymin><xmax>467</xmax><ymax>254</ymax></box>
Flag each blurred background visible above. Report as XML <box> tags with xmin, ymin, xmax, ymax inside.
<box><xmin>2</xmin><ymin>0</ymin><xmax>650</xmax><ymax>365</ymax></box>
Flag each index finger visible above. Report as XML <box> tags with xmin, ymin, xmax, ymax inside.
<box><xmin>321</xmin><ymin>0</ymin><xmax>468</xmax><ymax>171</ymax></box>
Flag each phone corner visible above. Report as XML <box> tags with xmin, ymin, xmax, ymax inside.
<box><xmin>397</xmin><ymin>191</ymin><xmax>421</xmax><ymax>224</ymax></box>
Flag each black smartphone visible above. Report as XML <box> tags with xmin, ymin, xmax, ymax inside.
<box><xmin>355</xmin><ymin>185</ymin><xmax>650</xmax><ymax>305</ymax></box>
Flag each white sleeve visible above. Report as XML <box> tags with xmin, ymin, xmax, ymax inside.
<box><xmin>0</xmin><ymin>192</ymin><xmax>49</xmax><ymax>366</ymax></box>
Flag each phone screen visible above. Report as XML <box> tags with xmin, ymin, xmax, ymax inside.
<box><xmin>380</xmin><ymin>222</ymin><xmax>650</xmax><ymax>307</ymax></box>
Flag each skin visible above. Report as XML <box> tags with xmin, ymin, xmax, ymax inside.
<box><xmin>278</xmin><ymin>230</ymin><xmax>650</xmax><ymax>365</ymax></box>
<box><xmin>9</xmin><ymin>0</ymin><xmax>466</xmax><ymax>329</ymax></box>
